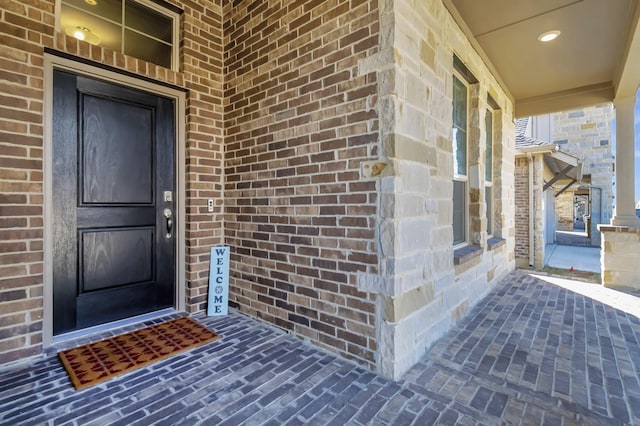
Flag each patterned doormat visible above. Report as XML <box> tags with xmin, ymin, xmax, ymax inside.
<box><xmin>59</xmin><ymin>317</ymin><xmax>220</xmax><ymax>390</ymax></box>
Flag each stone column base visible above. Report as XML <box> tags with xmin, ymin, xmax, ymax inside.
<box><xmin>598</xmin><ymin>225</ymin><xmax>640</xmax><ymax>289</ymax></box>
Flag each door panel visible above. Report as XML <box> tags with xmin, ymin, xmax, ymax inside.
<box><xmin>82</xmin><ymin>95</ymin><xmax>154</xmax><ymax>204</ymax></box>
<box><xmin>80</xmin><ymin>228</ymin><xmax>154</xmax><ymax>291</ymax></box>
<box><xmin>52</xmin><ymin>70</ymin><xmax>176</xmax><ymax>335</ymax></box>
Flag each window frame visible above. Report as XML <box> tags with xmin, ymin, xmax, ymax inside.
<box><xmin>485</xmin><ymin>106</ymin><xmax>494</xmax><ymax>237</ymax></box>
<box><xmin>58</xmin><ymin>0</ymin><xmax>180</xmax><ymax>71</ymax></box>
<box><xmin>452</xmin><ymin>71</ymin><xmax>469</xmax><ymax>247</ymax></box>
<box><xmin>134</xmin><ymin>0</ymin><xmax>180</xmax><ymax>70</ymax></box>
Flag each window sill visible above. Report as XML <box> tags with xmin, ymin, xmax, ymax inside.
<box><xmin>453</xmin><ymin>244</ymin><xmax>483</xmax><ymax>265</ymax></box>
<box><xmin>487</xmin><ymin>237</ymin><xmax>506</xmax><ymax>251</ymax></box>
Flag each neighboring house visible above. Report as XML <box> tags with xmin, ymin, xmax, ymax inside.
<box><xmin>551</xmin><ymin>105</ymin><xmax>615</xmax><ymax>246</ymax></box>
<box><xmin>1</xmin><ymin>0</ymin><xmax>639</xmax><ymax>380</ymax></box>
<box><xmin>515</xmin><ymin>104</ymin><xmax>615</xmax><ymax>271</ymax></box>
<box><xmin>514</xmin><ymin>118</ymin><xmax>580</xmax><ymax>269</ymax></box>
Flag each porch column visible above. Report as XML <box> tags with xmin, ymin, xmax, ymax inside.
<box><xmin>611</xmin><ymin>96</ymin><xmax>639</xmax><ymax>227</ymax></box>
<box><xmin>599</xmin><ymin>94</ymin><xmax>640</xmax><ymax>289</ymax></box>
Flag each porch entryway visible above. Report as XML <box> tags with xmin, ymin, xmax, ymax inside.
<box><xmin>51</xmin><ymin>70</ymin><xmax>177</xmax><ymax>335</ymax></box>
<box><xmin>2</xmin><ymin>271</ymin><xmax>639</xmax><ymax>424</ymax></box>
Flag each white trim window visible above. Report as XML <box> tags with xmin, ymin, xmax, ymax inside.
<box><xmin>60</xmin><ymin>0</ymin><xmax>180</xmax><ymax>70</ymax></box>
<box><xmin>485</xmin><ymin>107</ymin><xmax>494</xmax><ymax>236</ymax></box>
<box><xmin>452</xmin><ymin>73</ymin><xmax>468</xmax><ymax>246</ymax></box>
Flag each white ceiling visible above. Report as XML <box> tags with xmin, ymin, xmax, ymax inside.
<box><xmin>446</xmin><ymin>0</ymin><xmax>640</xmax><ymax>116</ymax></box>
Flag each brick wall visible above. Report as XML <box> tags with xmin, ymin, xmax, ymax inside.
<box><xmin>0</xmin><ymin>0</ymin><xmax>225</xmax><ymax>365</ymax></box>
<box><xmin>0</xmin><ymin>0</ymin><xmax>50</xmax><ymax>364</ymax></box>
<box><xmin>222</xmin><ymin>0</ymin><xmax>380</xmax><ymax>367</ymax></box>
<box><xmin>514</xmin><ymin>157</ymin><xmax>530</xmax><ymax>262</ymax></box>
<box><xmin>515</xmin><ymin>154</ymin><xmax>547</xmax><ymax>268</ymax></box>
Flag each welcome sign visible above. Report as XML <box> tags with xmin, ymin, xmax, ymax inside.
<box><xmin>207</xmin><ymin>246</ymin><xmax>230</xmax><ymax>316</ymax></box>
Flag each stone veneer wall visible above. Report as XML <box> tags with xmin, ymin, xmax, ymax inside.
<box><xmin>553</xmin><ymin>104</ymin><xmax>614</xmax><ymax>245</ymax></box>
<box><xmin>222</xmin><ymin>0</ymin><xmax>381</xmax><ymax>368</ymax></box>
<box><xmin>0</xmin><ymin>0</ymin><xmax>225</xmax><ymax>365</ymax></box>
<box><xmin>555</xmin><ymin>191</ymin><xmax>574</xmax><ymax>232</ymax></box>
<box><xmin>600</xmin><ymin>226</ymin><xmax>640</xmax><ymax>289</ymax></box>
<box><xmin>357</xmin><ymin>0</ymin><xmax>515</xmax><ymax>379</ymax></box>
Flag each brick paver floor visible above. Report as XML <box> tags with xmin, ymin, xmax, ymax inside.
<box><xmin>1</xmin><ymin>270</ymin><xmax>639</xmax><ymax>425</ymax></box>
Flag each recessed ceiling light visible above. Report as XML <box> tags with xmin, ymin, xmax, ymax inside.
<box><xmin>64</xmin><ymin>26</ymin><xmax>101</xmax><ymax>45</ymax></box>
<box><xmin>84</xmin><ymin>0</ymin><xmax>97</xmax><ymax>5</ymax></box>
<box><xmin>537</xmin><ymin>30</ymin><xmax>561</xmax><ymax>43</ymax></box>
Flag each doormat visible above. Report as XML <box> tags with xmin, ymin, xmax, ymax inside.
<box><xmin>58</xmin><ymin>317</ymin><xmax>220</xmax><ymax>390</ymax></box>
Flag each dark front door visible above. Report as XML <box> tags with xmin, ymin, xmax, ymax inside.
<box><xmin>52</xmin><ymin>70</ymin><xmax>176</xmax><ymax>335</ymax></box>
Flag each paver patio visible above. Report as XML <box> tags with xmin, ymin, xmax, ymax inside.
<box><xmin>1</xmin><ymin>270</ymin><xmax>639</xmax><ymax>425</ymax></box>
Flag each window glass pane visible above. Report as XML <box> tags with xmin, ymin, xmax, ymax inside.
<box><xmin>60</xmin><ymin>0</ymin><xmax>176</xmax><ymax>70</ymax></box>
<box><xmin>486</xmin><ymin>186</ymin><xmax>492</xmax><ymax>236</ymax></box>
<box><xmin>485</xmin><ymin>109</ymin><xmax>493</xmax><ymax>182</ymax></box>
<box><xmin>62</xmin><ymin>0</ymin><xmax>122</xmax><ymax>23</ymax></box>
<box><xmin>453</xmin><ymin>77</ymin><xmax>467</xmax><ymax>129</ymax></box>
<box><xmin>125</xmin><ymin>0</ymin><xmax>172</xmax><ymax>43</ymax></box>
<box><xmin>453</xmin><ymin>180</ymin><xmax>466</xmax><ymax>245</ymax></box>
<box><xmin>453</xmin><ymin>76</ymin><xmax>467</xmax><ymax>176</ymax></box>
<box><xmin>453</xmin><ymin>128</ymin><xmax>467</xmax><ymax>176</ymax></box>
<box><xmin>61</xmin><ymin>4</ymin><xmax>122</xmax><ymax>52</ymax></box>
<box><xmin>124</xmin><ymin>29</ymin><xmax>172</xmax><ymax>68</ymax></box>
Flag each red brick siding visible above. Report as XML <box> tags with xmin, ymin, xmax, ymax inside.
<box><xmin>514</xmin><ymin>157</ymin><xmax>530</xmax><ymax>260</ymax></box>
<box><xmin>223</xmin><ymin>0</ymin><xmax>380</xmax><ymax>367</ymax></box>
<box><xmin>0</xmin><ymin>0</ymin><xmax>225</xmax><ymax>365</ymax></box>
<box><xmin>1</xmin><ymin>0</ymin><xmax>54</xmax><ymax>364</ymax></box>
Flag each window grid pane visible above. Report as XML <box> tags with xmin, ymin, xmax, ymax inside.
<box><xmin>60</xmin><ymin>0</ymin><xmax>175</xmax><ymax>70</ymax></box>
<box><xmin>486</xmin><ymin>185</ymin><xmax>492</xmax><ymax>236</ymax></box>
<box><xmin>125</xmin><ymin>0</ymin><xmax>172</xmax><ymax>43</ymax></box>
<box><xmin>453</xmin><ymin>76</ymin><xmax>467</xmax><ymax>177</ymax></box>
<box><xmin>453</xmin><ymin>180</ymin><xmax>466</xmax><ymax>245</ymax></box>
<box><xmin>485</xmin><ymin>109</ymin><xmax>493</xmax><ymax>182</ymax></box>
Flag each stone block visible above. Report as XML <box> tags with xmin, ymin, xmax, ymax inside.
<box><xmin>450</xmin><ymin>300</ymin><xmax>469</xmax><ymax>322</ymax></box>
<box><xmin>601</xmin><ymin>254</ymin><xmax>640</xmax><ymax>272</ymax></box>
<box><xmin>379</xmin><ymin>220</ymin><xmax>396</xmax><ymax>257</ymax></box>
<box><xmin>380</xmin><ymin>193</ymin><xmax>396</xmax><ymax>218</ymax></box>
<box><xmin>603</xmin><ymin>270</ymin><xmax>640</xmax><ymax>290</ymax></box>
<box><xmin>420</xmin><ymin>40</ymin><xmax>436</xmax><ymax>70</ymax></box>
<box><xmin>382</xmin><ymin>282</ymin><xmax>435</xmax><ymax>323</ymax></box>
<box><xmin>396</xmin><ymin>194</ymin><xmax>429</xmax><ymax>217</ymax></box>
<box><xmin>385</xmin><ymin>251</ymin><xmax>427</xmax><ymax>276</ymax></box>
<box><xmin>396</xmin><ymin>269</ymin><xmax>428</xmax><ymax>294</ymax></box>
<box><xmin>361</xmin><ymin>161</ymin><xmax>393</xmax><ymax>178</ymax></box>
<box><xmin>398</xmin><ymin>218</ymin><xmax>433</xmax><ymax>252</ymax></box>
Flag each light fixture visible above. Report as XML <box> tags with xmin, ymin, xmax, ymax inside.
<box><xmin>84</xmin><ymin>0</ymin><xmax>97</xmax><ymax>5</ymax></box>
<box><xmin>64</xmin><ymin>26</ymin><xmax>101</xmax><ymax>45</ymax></box>
<box><xmin>537</xmin><ymin>30</ymin><xmax>561</xmax><ymax>43</ymax></box>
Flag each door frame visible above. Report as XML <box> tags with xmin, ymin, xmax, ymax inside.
<box><xmin>43</xmin><ymin>53</ymin><xmax>187</xmax><ymax>347</ymax></box>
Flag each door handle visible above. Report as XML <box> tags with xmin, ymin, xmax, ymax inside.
<box><xmin>164</xmin><ymin>208</ymin><xmax>173</xmax><ymax>239</ymax></box>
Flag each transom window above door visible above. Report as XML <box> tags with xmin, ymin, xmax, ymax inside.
<box><xmin>60</xmin><ymin>0</ymin><xmax>180</xmax><ymax>70</ymax></box>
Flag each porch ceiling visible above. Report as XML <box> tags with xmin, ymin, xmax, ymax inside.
<box><xmin>445</xmin><ymin>0</ymin><xmax>640</xmax><ymax>117</ymax></box>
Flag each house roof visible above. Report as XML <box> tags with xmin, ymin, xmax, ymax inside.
<box><xmin>514</xmin><ymin>118</ymin><xmax>553</xmax><ymax>149</ymax></box>
<box><xmin>514</xmin><ymin>117</ymin><xmax>582</xmax><ymax>188</ymax></box>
